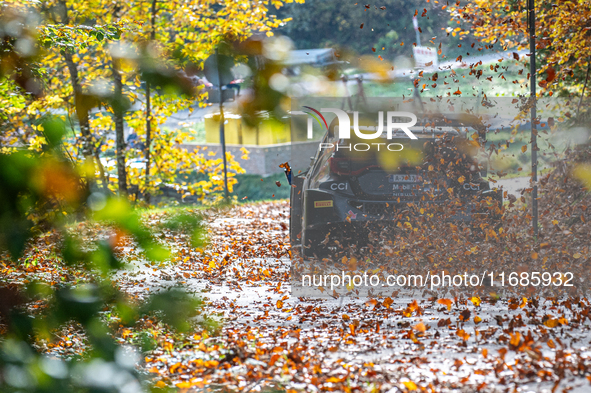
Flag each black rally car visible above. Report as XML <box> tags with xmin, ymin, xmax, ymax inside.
<box><xmin>289</xmin><ymin>112</ymin><xmax>503</xmax><ymax>257</ymax></box>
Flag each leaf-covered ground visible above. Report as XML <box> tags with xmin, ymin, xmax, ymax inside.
<box><xmin>3</xmin><ymin>153</ymin><xmax>591</xmax><ymax>392</ymax></box>
<box><xmin>122</xmin><ymin>202</ymin><xmax>590</xmax><ymax>393</ymax></box>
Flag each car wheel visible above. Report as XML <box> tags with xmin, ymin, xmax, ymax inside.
<box><xmin>290</xmin><ymin>174</ymin><xmax>305</xmax><ymax>257</ymax></box>
<box><xmin>302</xmin><ymin>228</ymin><xmax>330</xmax><ymax>258</ymax></box>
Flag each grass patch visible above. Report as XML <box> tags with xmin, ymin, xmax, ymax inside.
<box><xmin>170</xmin><ymin>120</ymin><xmax>206</xmax><ymax>143</ymax></box>
<box><xmin>232</xmin><ymin>172</ymin><xmax>291</xmax><ymax>202</ymax></box>
<box><xmin>361</xmin><ymin>59</ymin><xmax>530</xmax><ymax>98</ymax></box>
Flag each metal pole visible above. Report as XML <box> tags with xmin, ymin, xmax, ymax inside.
<box><xmin>413</xmin><ymin>16</ymin><xmax>421</xmax><ymax>46</ymax></box>
<box><xmin>576</xmin><ymin>60</ymin><xmax>591</xmax><ymax>120</ymax></box>
<box><xmin>216</xmin><ymin>49</ymin><xmax>229</xmax><ymax>200</ymax></box>
<box><xmin>529</xmin><ymin>0</ymin><xmax>538</xmax><ymax>238</ymax></box>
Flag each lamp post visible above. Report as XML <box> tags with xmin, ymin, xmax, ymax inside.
<box><xmin>215</xmin><ymin>49</ymin><xmax>229</xmax><ymax>201</ymax></box>
<box><xmin>412</xmin><ymin>16</ymin><xmax>421</xmax><ymax>47</ymax></box>
<box><xmin>204</xmin><ymin>49</ymin><xmax>234</xmax><ymax>201</ymax></box>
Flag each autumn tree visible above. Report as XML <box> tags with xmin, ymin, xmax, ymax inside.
<box><xmin>276</xmin><ymin>0</ymin><xmax>476</xmax><ymax>61</ymax></box>
<box><xmin>1</xmin><ymin>0</ymin><xmax>304</xmax><ymax>202</ymax></box>
<box><xmin>447</xmin><ymin>0</ymin><xmax>591</xmax><ymax>96</ymax></box>
<box><xmin>117</xmin><ymin>0</ymin><xmax>304</xmax><ymax>200</ymax></box>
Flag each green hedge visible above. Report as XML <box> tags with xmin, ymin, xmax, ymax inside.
<box><xmin>232</xmin><ymin>172</ymin><xmax>291</xmax><ymax>202</ymax></box>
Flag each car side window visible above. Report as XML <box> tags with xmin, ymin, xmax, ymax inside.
<box><xmin>308</xmin><ymin>123</ymin><xmax>340</xmax><ymax>185</ymax></box>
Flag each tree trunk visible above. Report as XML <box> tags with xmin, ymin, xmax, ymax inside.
<box><xmin>57</xmin><ymin>0</ymin><xmax>96</xmax><ymax>189</ymax></box>
<box><xmin>63</xmin><ymin>53</ymin><xmax>90</xmax><ymax>142</ymax></box>
<box><xmin>144</xmin><ymin>0</ymin><xmax>158</xmax><ymax>204</ymax></box>
<box><xmin>144</xmin><ymin>81</ymin><xmax>151</xmax><ymax>203</ymax></box>
<box><xmin>111</xmin><ymin>56</ymin><xmax>128</xmax><ymax>196</ymax></box>
<box><xmin>63</xmin><ymin>51</ymin><xmax>95</xmax><ymax>186</ymax></box>
<box><xmin>94</xmin><ymin>143</ymin><xmax>109</xmax><ymax>190</ymax></box>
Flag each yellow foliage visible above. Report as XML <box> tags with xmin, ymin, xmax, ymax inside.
<box><xmin>448</xmin><ymin>0</ymin><xmax>591</xmax><ymax>93</ymax></box>
<box><xmin>1</xmin><ymin>0</ymin><xmax>301</xmax><ymax>201</ymax></box>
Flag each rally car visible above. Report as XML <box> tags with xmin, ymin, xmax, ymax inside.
<box><xmin>289</xmin><ymin>112</ymin><xmax>503</xmax><ymax>257</ymax></box>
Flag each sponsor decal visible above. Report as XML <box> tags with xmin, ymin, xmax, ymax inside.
<box><xmin>389</xmin><ymin>174</ymin><xmax>418</xmax><ymax>183</ymax></box>
<box><xmin>463</xmin><ymin>183</ymin><xmax>480</xmax><ymax>191</ymax></box>
<box><xmin>330</xmin><ymin>182</ymin><xmax>348</xmax><ymax>191</ymax></box>
<box><xmin>314</xmin><ymin>200</ymin><xmax>333</xmax><ymax>208</ymax></box>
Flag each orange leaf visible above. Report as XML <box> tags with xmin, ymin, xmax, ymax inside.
<box><xmin>510</xmin><ymin>332</ymin><xmax>521</xmax><ymax>347</ymax></box>
<box><xmin>545</xmin><ymin>67</ymin><xmax>556</xmax><ymax>83</ymax></box>
<box><xmin>456</xmin><ymin>329</ymin><xmax>470</xmax><ymax>340</ymax></box>
<box><xmin>437</xmin><ymin>298</ymin><xmax>453</xmax><ymax>311</ymax></box>
<box><xmin>544</xmin><ymin>318</ymin><xmax>559</xmax><ymax>328</ymax></box>
<box><xmin>269</xmin><ymin>353</ymin><xmax>281</xmax><ymax>366</ymax></box>
<box><xmin>403</xmin><ymin>381</ymin><xmax>418</xmax><ymax>390</ymax></box>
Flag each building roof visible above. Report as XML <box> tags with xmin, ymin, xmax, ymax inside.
<box><xmin>283</xmin><ymin>48</ymin><xmax>337</xmax><ymax>67</ymax></box>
